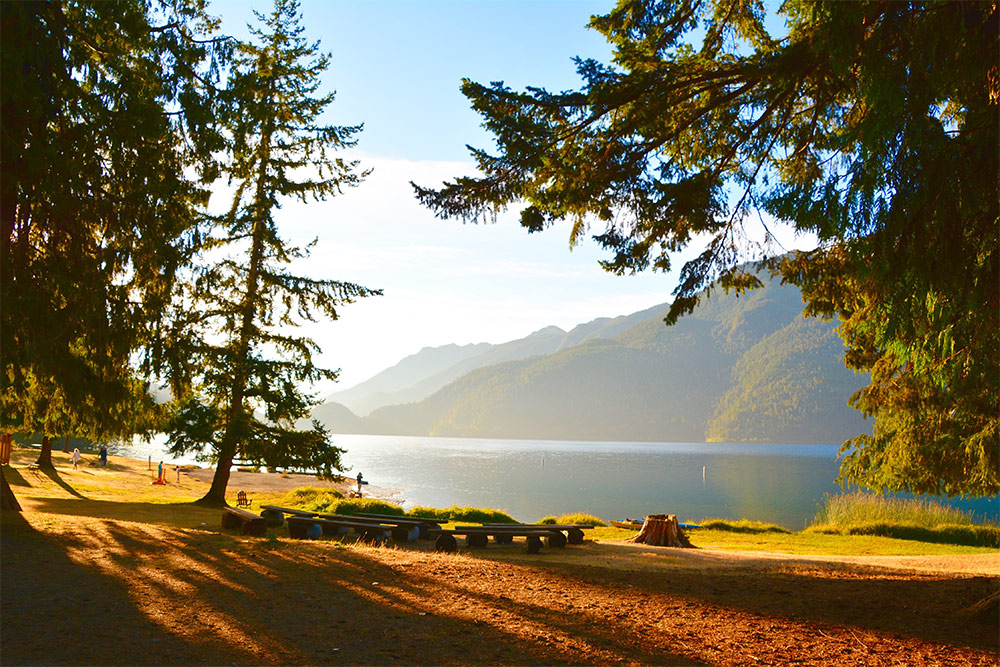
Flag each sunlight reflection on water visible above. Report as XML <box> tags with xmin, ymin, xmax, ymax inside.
<box><xmin>112</xmin><ymin>433</ymin><xmax>998</xmax><ymax>529</ymax></box>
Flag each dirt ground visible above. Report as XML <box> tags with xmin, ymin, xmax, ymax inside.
<box><xmin>2</xmin><ymin>453</ymin><xmax>998</xmax><ymax>666</ymax></box>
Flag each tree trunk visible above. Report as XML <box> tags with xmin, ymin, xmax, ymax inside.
<box><xmin>196</xmin><ymin>443</ymin><xmax>236</xmax><ymax>507</ymax></box>
<box><xmin>195</xmin><ymin>122</ymin><xmax>273</xmax><ymax>509</ymax></box>
<box><xmin>62</xmin><ymin>435</ymin><xmax>70</xmax><ymax>452</ymax></box>
<box><xmin>627</xmin><ymin>514</ymin><xmax>692</xmax><ymax>548</ymax></box>
<box><xmin>35</xmin><ymin>435</ymin><xmax>53</xmax><ymax>469</ymax></box>
<box><xmin>1</xmin><ymin>467</ymin><xmax>21</xmax><ymax>512</ymax></box>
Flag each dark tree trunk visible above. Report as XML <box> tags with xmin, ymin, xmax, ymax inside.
<box><xmin>62</xmin><ymin>435</ymin><xmax>70</xmax><ymax>452</ymax></box>
<box><xmin>195</xmin><ymin>444</ymin><xmax>236</xmax><ymax>507</ymax></box>
<box><xmin>1</xmin><ymin>467</ymin><xmax>21</xmax><ymax>512</ymax></box>
<box><xmin>35</xmin><ymin>436</ymin><xmax>53</xmax><ymax>469</ymax></box>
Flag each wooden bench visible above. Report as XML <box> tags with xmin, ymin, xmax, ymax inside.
<box><xmin>259</xmin><ymin>504</ymin><xmax>319</xmax><ymax>527</ymax></box>
<box><xmin>477</xmin><ymin>523</ymin><xmax>594</xmax><ymax>544</ymax></box>
<box><xmin>286</xmin><ymin>516</ymin><xmax>392</xmax><ymax>545</ymax></box>
<box><xmin>430</xmin><ymin>527</ymin><xmax>566</xmax><ymax>553</ymax></box>
<box><xmin>341</xmin><ymin>512</ymin><xmax>443</xmax><ymax>540</ymax></box>
<box><xmin>222</xmin><ymin>506</ymin><xmax>267</xmax><ymax>536</ymax></box>
<box><xmin>317</xmin><ymin>513</ymin><xmax>433</xmax><ymax>543</ymax></box>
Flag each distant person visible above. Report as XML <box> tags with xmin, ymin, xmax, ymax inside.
<box><xmin>356</xmin><ymin>472</ymin><xmax>363</xmax><ymax>495</ymax></box>
<box><xmin>99</xmin><ymin>445</ymin><xmax>108</xmax><ymax>467</ymax></box>
<box><xmin>176</xmin><ymin>466</ymin><xmax>181</xmax><ymax>483</ymax></box>
<box><xmin>151</xmin><ymin>460</ymin><xmax>166</xmax><ymax>485</ymax></box>
<box><xmin>71</xmin><ymin>448</ymin><xmax>81</xmax><ymax>470</ymax></box>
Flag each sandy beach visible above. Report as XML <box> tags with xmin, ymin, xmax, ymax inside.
<box><xmin>181</xmin><ymin>465</ymin><xmax>403</xmax><ymax>503</ymax></box>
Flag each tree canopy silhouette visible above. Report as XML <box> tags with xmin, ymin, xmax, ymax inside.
<box><xmin>1</xmin><ymin>0</ymin><xmax>226</xmax><ymax>463</ymax></box>
<box><xmin>414</xmin><ymin>0</ymin><xmax>998</xmax><ymax>496</ymax></box>
<box><xmin>161</xmin><ymin>0</ymin><xmax>379</xmax><ymax>506</ymax></box>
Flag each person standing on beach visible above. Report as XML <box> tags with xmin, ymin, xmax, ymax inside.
<box><xmin>71</xmin><ymin>448</ymin><xmax>81</xmax><ymax>469</ymax></box>
<box><xmin>356</xmin><ymin>472</ymin><xmax>363</xmax><ymax>495</ymax></box>
<box><xmin>99</xmin><ymin>445</ymin><xmax>108</xmax><ymax>467</ymax></box>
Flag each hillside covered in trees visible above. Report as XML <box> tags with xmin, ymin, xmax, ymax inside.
<box><xmin>313</xmin><ymin>274</ymin><xmax>870</xmax><ymax>444</ymax></box>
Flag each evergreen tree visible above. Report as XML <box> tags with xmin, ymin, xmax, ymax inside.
<box><xmin>163</xmin><ymin>0</ymin><xmax>379</xmax><ymax>506</ymax></box>
<box><xmin>414</xmin><ymin>0</ymin><xmax>998</xmax><ymax>496</ymax></box>
<box><xmin>1</xmin><ymin>1</ymin><xmax>226</xmax><ymax>469</ymax></box>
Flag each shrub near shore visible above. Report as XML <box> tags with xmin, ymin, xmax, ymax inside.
<box><xmin>806</xmin><ymin>492</ymin><xmax>1000</xmax><ymax>548</ymax></box>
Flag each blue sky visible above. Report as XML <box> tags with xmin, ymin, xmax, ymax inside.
<box><xmin>211</xmin><ymin>0</ymin><xmax>812</xmax><ymax>394</ymax></box>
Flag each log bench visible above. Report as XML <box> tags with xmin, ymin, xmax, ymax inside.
<box><xmin>430</xmin><ymin>527</ymin><xmax>566</xmax><ymax>553</ymax></box>
<box><xmin>222</xmin><ymin>506</ymin><xmax>267</xmax><ymax>536</ymax></box>
<box><xmin>476</xmin><ymin>523</ymin><xmax>594</xmax><ymax>545</ymax></box>
<box><xmin>352</xmin><ymin>512</ymin><xmax>444</xmax><ymax>539</ymax></box>
<box><xmin>316</xmin><ymin>513</ymin><xmax>425</xmax><ymax>543</ymax></box>
<box><xmin>286</xmin><ymin>516</ymin><xmax>392</xmax><ymax>545</ymax></box>
<box><xmin>262</xmin><ymin>505</ymin><xmax>437</xmax><ymax>543</ymax></box>
<box><xmin>259</xmin><ymin>504</ymin><xmax>320</xmax><ymax>527</ymax></box>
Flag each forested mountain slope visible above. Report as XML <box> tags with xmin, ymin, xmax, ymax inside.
<box><xmin>314</xmin><ymin>276</ymin><xmax>871</xmax><ymax>444</ymax></box>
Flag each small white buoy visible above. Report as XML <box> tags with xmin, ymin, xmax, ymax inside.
<box><xmin>702</xmin><ymin>465</ymin><xmax>706</xmax><ymax>483</ymax></box>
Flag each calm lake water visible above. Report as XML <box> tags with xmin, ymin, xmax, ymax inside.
<box><xmin>119</xmin><ymin>433</ymin><xmax>998</xmax><ymax>530</ymax></box>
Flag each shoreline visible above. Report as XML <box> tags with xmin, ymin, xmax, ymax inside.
<box><xmin>179</xmin><ymin>464</ymin><xmax>405</xmax><ymax>504</ymax></box>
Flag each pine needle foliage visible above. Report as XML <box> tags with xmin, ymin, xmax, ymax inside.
<box><xmin>1</xmin><ymin>0</ymin><xmax>227</xmax><ymax>453</ymax></box>
<box><xmin>162</xmin><ymin>0</ymin><xmax>379</xmax><ymax>505</ymax></box>
<box><xmin>414</xmin><ymin>0</ymin><xmax>998</xmax><ymax>496</ymax></box>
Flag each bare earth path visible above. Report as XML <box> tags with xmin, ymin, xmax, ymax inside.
<box><xmin>2</xmin><ymin>453</ymin><xmax>998</xmax><ymax>665</ymax></box>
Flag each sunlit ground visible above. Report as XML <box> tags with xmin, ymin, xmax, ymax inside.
<box><xmin>2</xmin><ymin>448</ymin><xmax>997</xmax><ymax>666</ymax></box>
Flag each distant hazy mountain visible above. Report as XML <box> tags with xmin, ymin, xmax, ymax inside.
<box><xmin>326</xmin><ymin>303</ymin><xmax>666</xmax><ymax>416</ymax></box>
<box><xmin>313</xmin><ymin>273</ymin><xmax>871</xmax><ymax>444</ymax></box>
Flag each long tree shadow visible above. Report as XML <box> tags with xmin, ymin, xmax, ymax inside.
<box><xmin>503</xmin><ymin>541</ymin><xmax>1000</xmax><ymax>653</ymax></box>
<box><xmin>38</xmin><ymin>466</ymin><xmax>86</xmax><ymax>499</ymax></box>
<box><xmin>3</xmin><ymin>465</ymin><xmax>30</xmax><ymax>487</ymax></box>
<box><xmin>1</xmin><ymin>514</ymin><xmax>270</xmax><ymax>666</ymax></box>
<box><xmin>5</xmin><ymin>505</ymin><xmax>997</xmax><ymax>665</ymax></box>
<box><xmin>1</xmin><ymin>513</ymin><xmax>701</xmax><ymax>665</ymax></box>
<box><xmin>25</xmin><ymin>496</ymin><xmax>221</xmax><ymax>530</ymax></box>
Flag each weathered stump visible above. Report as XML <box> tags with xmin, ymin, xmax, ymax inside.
<box><xmin>566</xmin><ymin>527</ymin><xmax>585</xmax><ymax>544</ymax></box>
<box><xmin>492</xmin><ymin>533</ymin><xmax>514</xmax><ymax>544</ymax></box>
<box><xmin>627</xmin><ymin>514</ymin><xmax>692</xmax><ymax>548</ymax></box>
<box><xmin>525</xmin><ymin>535</ymin><xmax>543</xmax><ymax>554</ymax></box>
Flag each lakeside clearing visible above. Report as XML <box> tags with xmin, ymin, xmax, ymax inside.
<box><xmin>2</xmin><ymin>447</ymin><xmax>998</xmax><ymax>666</ymax></box>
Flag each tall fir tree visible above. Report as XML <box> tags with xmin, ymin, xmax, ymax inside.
<box><xmin>414</xmin><ymin>0</ymin><xmax>998</xmax><ymax>496</ymax></box>
<box><xmin>1</xmin><ymin>0</ymin><xmax>226</xmax><ymax>473</ymax></box>
<box><xmin>162</xmin><ymin>0</ymin><xmax>379</xmax><ymax>506</ymax></box>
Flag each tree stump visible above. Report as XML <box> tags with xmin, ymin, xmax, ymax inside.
<box><xmin>627</xmin><ymin>514</ymin><xmax>692</xmax><ymax>548</ymax></box>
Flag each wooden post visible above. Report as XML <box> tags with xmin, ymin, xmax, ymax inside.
<box><xmin>627</xmin><ymin>514</ymin><xmax>692</xmax><ymax>548</ymax></box>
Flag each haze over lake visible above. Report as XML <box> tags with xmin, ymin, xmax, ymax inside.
<box><xmin>123</xmin><ymin>434</ymin><xmax>998</xmax><ymax>530</ymax></box>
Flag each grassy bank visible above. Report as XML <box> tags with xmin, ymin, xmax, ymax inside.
<box><xmin>4</xmin><ymin>447</ymin><xmax>996</xmax><ymax>557</ymax></box>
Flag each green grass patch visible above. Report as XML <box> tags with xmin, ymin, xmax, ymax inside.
<box><xmin>274</xmin><ymin>487</ymin><xmax>344</xmax><ymax>513</ymax></box>
<box><xmin>406</xmin><ymin>506</ymin><xmax>452</xmax><ymax>521</ymax></box>
<box><xmin>555</xmin><ymin>512</ymin><xmax>607</xmax><ymax>527</ymax></box>
<box><xmin>272</xmin><ymin>488</ymin><xmax>402</xmax><ymax>517</ymax></box>
<box><xmin>330</xmin><ymin>498</ymin><xmax>405</xmax><ymax>516</ymax></box>
<box><xmin>805</xmin><ymin>522</ymin><xmax>1000</xmax><ymax>548</ymax></box>
<box><xmin>537</xmin><ymin>516</ymin><xmax>557</xmax><ymax>524</ymax></box>
<box><xmin>808</xmin><ymin>493</ymin><xmax>998</xmax><ymax>547</ymax></box>
<box><xmin>690</xmin><ymin>527</ymin><xmax>997</xmax><ymax>556</ymax></box>
<box><xmin>405</xmin><ymin>505</ymin><xmax>518</xmax><ymax>524</ymax></box>
<box><xmin>812</xmin><ymin>492</ymin><xmax>988</xmax><ymax>528</ymax></box>
<box><xmin>697</xmin><ymin>518</ymin><xmax>791</xmax><ymax>534</ymax></box>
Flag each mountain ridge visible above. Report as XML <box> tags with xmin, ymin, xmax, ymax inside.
<box><xmin>313</xmin><ymin>273</ymin><xmax>871</xmax><ymax>444</ymax></box>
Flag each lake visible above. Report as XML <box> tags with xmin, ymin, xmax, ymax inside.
<box><xmin>119</xmin><ymin>433</ymin><xmax>998</xmax><ymax>529</ymax></box>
